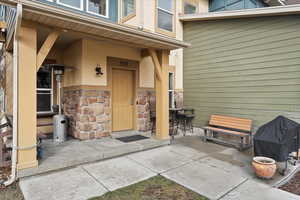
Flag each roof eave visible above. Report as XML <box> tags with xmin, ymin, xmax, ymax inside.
<box><xmin>180</xmin><ymin>4</ymin><xmax>300</xmax><ymax>22</ymax></box>
<box><xmin>2</xmin><ymin>0</ymin><xmax>190</xmax><ymax>50</ymax></box>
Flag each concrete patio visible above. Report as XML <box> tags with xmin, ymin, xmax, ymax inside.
<box><xmin>18</xmin><ymin>131</ymin><xmax>169</xmax><ymax>178</ymax></box>
<box><xmin>19</xmin><ymin>132</ymin><xmax>300</xmax><ymax>200</ymax></box>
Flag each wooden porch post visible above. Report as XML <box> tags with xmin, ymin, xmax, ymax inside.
<box><xmin>149</xmin><ymin>49</ymin><xmax>170</xmax><ymax>140</ymax></box>
<box><xmin>17</xmin><ymin>24</ymin><xmax>38</xmax><ymax>170</ymax></box>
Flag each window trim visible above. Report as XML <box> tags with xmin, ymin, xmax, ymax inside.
<box><xmin>57</xmin><ymin>0</ymin><xmax>84</xmax><ymax>11</ymax></box>
<box><xmin>86</xmin><ymin>0</ymin><xmax>110</xmax><ymax>18</ymax></box>
<box><xmin>37</xmin><ymin>68</ymin><xmax>54</xmax><ymax>114</ymax></box>
<box><xmin>121</xmin><ymin>0</ymin><xmax>136</xmax><ymax>23</ymax></box>
<box><xmin>168</xmin><ymin>72</ymin><xmax>175</xmax><ymax>108</ymax></box>
<box><xmin>155</xmin><ymin>0</ymin><xmax>176</xmax><ymax>37</ymax></box>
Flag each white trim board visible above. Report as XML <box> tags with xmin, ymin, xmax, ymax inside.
<box><xmin>180</xmin><ymin>4</ymin><xmax>300</xmax><ymax>21</ymax></box>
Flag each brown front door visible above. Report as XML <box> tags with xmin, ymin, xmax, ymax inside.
<box><xmin>112</xmin><ymin>69</ymin><xmax>134</xmax><ymax>131</ymax></box>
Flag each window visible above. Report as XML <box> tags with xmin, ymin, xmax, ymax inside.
<box><xmin>168</xmin><ymin>72</ymin><xmax>175</xmax><ymax>108</ymax></box>
<box><xmin>57</xmin><ymin>0</ymin><xmax>83</xmax><ymax>10</ymax></box>
<box><xmin>87</xmin><ymin>0</ymin><xmax>108</xmax><ymax>17</ymax></box>
<box><xmin>0</xmin><ymin>89</ymin><xmax>4</xmax><ymax>112</ymax></box>
<box><xmin>157</xmin><ymin>0</ymin><xmax>174</xmax><ymax>32</ymax></box>
<box><xmin>37</xmin><ymin>66</ymin><xmax>53</xmax><ymax>113</ymax></box>
<box><xmin>122</xmin><ymin>0</ymin><xmax>135</xmax><ymax>18</ymax></box>
<box><xmin>184</xmin><ymin>2</ymin><xmax>198</xmax><ymax>14</ymax></box>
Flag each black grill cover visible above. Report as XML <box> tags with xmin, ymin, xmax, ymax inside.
<box><xmin>254</xmin><ymin>116</ymin><xmax>300</xmax><ymax>162</ymax></box>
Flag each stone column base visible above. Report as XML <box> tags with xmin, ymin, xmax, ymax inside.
<box><xmin>63</xmin><ymin>88</ymin><xmax>111</xmax><ymax>140</ymax></box>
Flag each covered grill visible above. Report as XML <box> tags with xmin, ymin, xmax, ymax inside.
<box><xmin>254</xmin><ymin>116</ymin><xmax>300</xmax><ymax>162</ymax></box>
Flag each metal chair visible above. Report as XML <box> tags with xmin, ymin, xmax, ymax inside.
<box><xmin>177</xmin><ymin>108</ymin><xmax>195</xmax><ymax>136</ymax></box>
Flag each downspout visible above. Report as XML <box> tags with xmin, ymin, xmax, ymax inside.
<box><xmin>4</xmin><ymin>3</ymin><xmax>22</xmax><ymax>187</ymax></box>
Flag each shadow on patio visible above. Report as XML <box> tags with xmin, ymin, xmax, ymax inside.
<box><xmin>172</xmin><ymin>128</ymin><xmax>300</xmax><ymax>187</ymax></box>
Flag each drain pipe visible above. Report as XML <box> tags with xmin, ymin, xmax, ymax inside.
<box><xmin>4</xmin><ymin>3</ymin><xmax>22</xmax><ymax>187</ymax></box>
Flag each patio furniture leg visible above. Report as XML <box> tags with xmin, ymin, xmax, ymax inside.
<box><xmin>183</xmin><ymin>119</ymin><xmax>186</xmax><ymax>136</ymax></box>
<box><xmin>151</xmin><ymin>118</ymin><xmax>156</xmax><ymax>136</ymax></box>
<box><xmin>0</xmin><ymin>138</ymin><xmax>3</xmax><ymax>167</ymax></box>
<box><xmin>203</xmin><ymin>129</ymin><xmax>207</xmax><ymax>142</ymax></box>
<box><xmin>239</xmin><ymin>137</ymin><xmax>244</xmax><ymax>151</ymax></box>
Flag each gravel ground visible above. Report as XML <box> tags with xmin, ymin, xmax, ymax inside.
<box><xmin>279</xmin><ymin>171</ymin><xmax>300</xmax><ymax>196</ymax></box>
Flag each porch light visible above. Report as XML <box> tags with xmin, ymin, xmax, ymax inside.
<box><xmin>95</xmin><ymin>64</ymin><xmax>104</xmax><ymax>76</ymax></box>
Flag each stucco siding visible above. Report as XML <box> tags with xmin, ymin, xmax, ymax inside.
<box><xmin>183</xmin><ymin>15</ymin><xmax>300</xmax><ymax>130</ymax></box>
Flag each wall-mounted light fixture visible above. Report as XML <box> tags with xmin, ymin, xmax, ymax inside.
<box><xmin>95</xmin><ymin>64</ymin><xmax>104</xmax><ymax>76</ymax></box>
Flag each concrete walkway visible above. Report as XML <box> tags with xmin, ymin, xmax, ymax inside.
<box><xmin>18</xmin><ymin>131</ymin><xmax>169</xmax><ymax>178</ymax></box>
<box><xmin>19</xmin><ymin>137</ymin><xmax>300</xmax><ymax>200</ymax></box>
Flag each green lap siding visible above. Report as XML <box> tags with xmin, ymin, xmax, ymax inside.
<box><xmin>183</xmin><ymin>15</ymin><xmax>300</xmax><ymax>130</ymax></box>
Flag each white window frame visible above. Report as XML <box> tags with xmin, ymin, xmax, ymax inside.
<box><xmin>168</xmin><ymin>72</ymin><xmax>175</xmax><ymax>108</ymax></box>
<box><xmin>184</xmin><ymin>1</ymin><xmax>199</xmax><ymax>14</ymax></box>
<box><xmin>86</xmin><ymin>0</ymin><xmax>109</xmax><ymax>18</ymax></box>
<box><xmin>37</xmin><ymin>68</ymin><xmax>54</xmax><ymax>114</ymax></box>
<box><xmin>57</xmin><ymin>0</ymin><xmax>84</xmax><ymax>11</ymax></box>
<box><xmin>157</xmin><ymin>0</ymin><xmax>175</xmax><ymax>33</ymax></box>
<box><xmin>121</xmin><ymin>0</ymin><xmax>135</xmax><ymax>19</ymax></box>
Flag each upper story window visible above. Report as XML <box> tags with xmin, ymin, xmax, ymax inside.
<box><xmin>122</xmin><ymin>0</ymin><xmax>135</xmax><ymax>19</ymax></box>
<box><xmin>87</xmin><ymin>0</ymin><xmax>109</xmax><ymax>17</ymax></box>
<box><xmin>57</xmin><ymin>0</ymin><xmax>83</xmax><ymax>10</ymax></box>
<box><xmin>168</xmin><ymin>72</ymin><xmax>175</xmax><ymax>108</ymax></box>
<box><xmin>55</xmin><ymin>0</ymin><xmax>109</xmax><ymax>18</ymax></box>
<box><xmin>157</xmin><ymin>0</ymin><xmax>174</xmax><ymax>33</ymax></box>
<box><xmin>184</xmin><ymin>1</ymin><xmax>198</xmax><ymax>14</ymax></box>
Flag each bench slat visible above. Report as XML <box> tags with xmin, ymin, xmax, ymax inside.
<box><xmin>203</xmin><ymin>126</ymin><xmax>249</xmax><ymax>137</ymax></box>
<box><xmin>211</xmin><ymin>115</ymin><xmax>252</xmax><ymax>124</ymax></box>
<box><xmin>209</xmin><ymin>120</ymin><xmax>251</xmax><ymax>132</ymax></box>
<box><xmin>210</xmin><ymin>115</ymin><xmax>252</xmax><ymax>131</ymax></box>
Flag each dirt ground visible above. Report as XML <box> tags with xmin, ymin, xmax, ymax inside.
<box><xmin>0</xmin><ymin>167</ymin><xmax>24</xmax><ymax>200</ymax></box>
<box><xmin>279</xmin><ymin>171</ymin><xmax>300</xmax><ymax>196</ymax></box>
<box><xmin>0</xmin><ymin>181</ymin><xmax>24</xmax><ymax>200</ymax></box>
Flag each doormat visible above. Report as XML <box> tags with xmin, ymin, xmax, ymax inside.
<box><xmin>116</xmin><ymin>135</ymin><xmax>149</xmax><ymax>143</ymax></box>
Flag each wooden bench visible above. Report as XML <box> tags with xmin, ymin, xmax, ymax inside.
<box><xmin>203</xmin><ymin>115</ymin><xmax>253</xmax><ymax>151</ymax></box>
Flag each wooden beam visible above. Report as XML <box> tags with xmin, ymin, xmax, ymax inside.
<box><xmin>36</xmin><ymin>30</ymin><xmax>60</xmax><ymax>71</ymax></box>
<box><xmin>155</xmin><ymin>50</ymin><xmax>170</xmax><ymax>140</ymax></box>
<box><xmin>148</xmin><ymin>49</ymin><xmax>162</xmax><ymax>81</ymax></box>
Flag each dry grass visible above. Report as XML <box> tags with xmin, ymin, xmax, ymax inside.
<box><xmin>89</xmin><ymin>176</ymin><xmax>208</xmax><ymax>200</ymax></box>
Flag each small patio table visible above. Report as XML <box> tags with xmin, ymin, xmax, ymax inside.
<box><xmin>169</xmin><ymin>108</ymin><xmax>183</xmax><ymax>139</ymax></box>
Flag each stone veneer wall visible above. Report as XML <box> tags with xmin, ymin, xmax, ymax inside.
<box><xmin>63</xmin><ymin>89</ymin><xmax>111</xmax><ymax>140</ymax></box>
<box><xmin>136</xmin><ymin>90</ymin><xmax>184</xmax><ymax>132</ymax></box>
<box><xmin>63</xmin><ymin>88</ymin><xmax>184</xmax><ymax>137</ymax></box>
<box><xmin>136</xmin><ymin>90</ymin><xmax>155</xmax><ymax>131</ymax></box>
